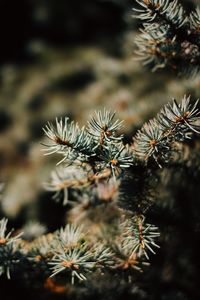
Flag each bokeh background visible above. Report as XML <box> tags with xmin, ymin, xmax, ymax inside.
<box><xmin>0</xmin><ymin>0</ymin><xmax>200</xmax><ymax>299</ymax></box>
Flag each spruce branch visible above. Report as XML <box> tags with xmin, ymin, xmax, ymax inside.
<box><xmin>42</xmin><ymin>117</ymin><xmax>95</xmax><ymax>165</ymax></box>
<box><xmin>189</xmin><ymin>7</ymin><xmax>200</xmax><ymax>30</ymax></box>
<box><xmin>43</xmin><ymin>110</ymin><xmax>133</xmax><ymax>179</ymax></box>
<box><xmin>157</xmin><ymin>95</ymin><xmax>200</xmax><ymax>135</ymax></box>
<box><xmin>39</xmin><ymin>98</ymin><xmax>200</xmax><ymax>289</ymax></box>
<box><xmin>44</xmin><ymin>166</ymin><xmax>91</xmax><ymax>205</ymax></box>
<box><xmin>26</xmin><ymin>233</ymin><xmax>56</xmax><ymax>261</ymax></box>
<box><xmin>133</xmin><ymin>95</ymin><xmax>200</xmax><ymax>166</ymax></box>
<box><xmin>92</xmin><ymin>243</ymin><xmax>114</xmax><ymax>268</ymax></box>
<box><xmin>133</xmin><ymin>118</ymin><xmax>170</xmax><ymax>165</ymax></box>
<box><xmin>134</xmin><ymin>0</ymin><xmax>186</xmax><ymax>28</ymax></box>
<box><xmin>124</xmin><ymin>216</ymin><xmax>160</xmax><ymax>260</ymax></box>
<box><xmin>113</xmin><ymin>240</ymin><xmax>143</xmax><ymax>272</ymax></box>
<box><xmin>1</xmin><ymin>0</ymin><xmax>200</xmax><ymax>293</ymax></box>
<box><xmin>87</xmin><ymin>108</ymin><xmax>124</xmax><ymax>145</ymax></box>
<box><xmin>56</xmin><ymin>224</ymin><xmax>85</xmax><ymax>249</ymax></box>
<box><xmin>98</xmin><ymin>144</ymin><xmax>133</xmax><ymax>177</ymax></box>
<box><xmin>49</xmin><ymin>243</ymin><xmax>95</xmax><ymax>284</ymax></box>
<box><xmin>134</xmin><ymin>0</ymin><xmax>200</xmax><ymax>75</ymax></box>
<box><xmin>44</xmin><ymin>165</ymin><xmax>118</xmax><ymax>206</ymax></box>
<box><xmin>0</xmin><ymin>218</ymin><xmax>22</xmax><ymax>279</ymax></box>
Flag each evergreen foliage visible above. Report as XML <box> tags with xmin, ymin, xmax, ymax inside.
<box><xmin>0</xmin><ymin>95</ymin><xmax>200</xmax><ymax>293</ymax></box>
<box><xmin>134</xmin><ymin>0</ymin><xmax>200</xmax><ymax>75</ymax></box>
<box><xmin>0</xmin><ymin>1</ymin><xmax>200</xmax><ymax>299</ymax></box>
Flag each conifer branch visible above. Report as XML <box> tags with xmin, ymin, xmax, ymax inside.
<box><xmin>0</xmin><ymin>218</ymin><xmax>22</xmax><ymax>279</ymax></box>
<box><xmin>43</xmin><ymin>111</ymin><xmax>133</xmax><ymax>177</ymax></box>
<box><xmin>134</xmin><ymin>0</ymin><xmax>200</xmax><ymax>75</ymax></box>
<box><xmin>1</xmin><ymin>98</ymin><xmax>199</xmax><ymax>290</ymax></box>
<box><xmin>133</xmin><ymin>95</ymin><xmax>200</xmax><ymax>166</ymax></box>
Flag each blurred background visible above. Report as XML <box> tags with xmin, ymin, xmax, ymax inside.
<box><xmin>0</xmin><ymin>1</ymin><xmax>200</xmax><ymax>298</ymax></box>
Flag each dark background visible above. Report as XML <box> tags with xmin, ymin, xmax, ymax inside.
<box><xmin>0</xmin><ymin>0</ymin><xmax>133</xmax><ymax>64</ymax></box>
